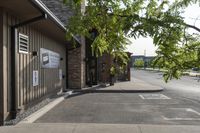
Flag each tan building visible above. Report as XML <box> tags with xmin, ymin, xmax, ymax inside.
<box><xmin>0</xmin><ymin>0</ymin><xmax>86</xmax><ymax>125</ymax></box>
<box><xmin>0</xmin><ymin>0</ymin><xmax>131</xmax><ymax>125</ymax></box>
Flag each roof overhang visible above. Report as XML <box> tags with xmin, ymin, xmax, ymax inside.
<box><xmin>30</xmin><ymin>0</ymin><xmax>66</xmax><ymax>31</ymax></box>
<box><xmin>0</xmin><ymin>0</ymin><xmax>81</xmax><ymax>44</ymax></box>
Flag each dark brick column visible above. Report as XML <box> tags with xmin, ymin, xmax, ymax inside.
<box><xmin>68</xmin><ymin>48</ymin><xmax>81</xmax><ymax>88</ymax></box>
<box><xmin>68</xmin><ymin>37</ymin><xmax>86</xmax><ymax>89</ymax></box>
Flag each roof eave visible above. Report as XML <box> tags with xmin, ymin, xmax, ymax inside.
<box><xmin>30</xmin><ymin>0</ymin><xmax>66</xmax><ymax>31</ymax></box>
<box><xmin>30</xmin><ymin>0</ymin><xmax>82</xmax><ymax>44</ymax></box>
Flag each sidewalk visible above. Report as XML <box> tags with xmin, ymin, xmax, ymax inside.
<box><xmin>73</xmin><ymin>77</ymin><xmax>163</xmax><ymax>93</ymax></box>
<box><xmin>1</xmin><ymin>123</ymin><xmax>200</xmax><ymax>133</ymax></box>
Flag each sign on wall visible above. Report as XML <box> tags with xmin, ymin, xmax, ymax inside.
<box><xmin>33</xmin><ymin>70</ymin><xmax>39</xmax><ymax>86</ymax></box>
<box><xmin>40</xmin><ymin>48</ymin><xmax>60</xmax><ymax>68</ymax></box>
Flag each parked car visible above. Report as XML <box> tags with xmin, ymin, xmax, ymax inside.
<box><xmin>192</xmin><ymin>67</ymin><xmax>200</xmax><ymax>71</ymax></box>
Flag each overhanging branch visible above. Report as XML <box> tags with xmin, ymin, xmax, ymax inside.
<box><xmin>185</xmin><ymin>23</ymin><xmax>200</xmax><ymax>33</ymax></box>
<box><xmin>106</xmin><ymin>13</ymin><xmax>200</xmax><ymax>33</ymax></box>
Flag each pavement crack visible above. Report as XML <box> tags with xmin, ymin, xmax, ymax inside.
<box><xmin>72</xmin><ymin>124</ymin><xmax>78</xmax><ymax>133</ymax></box>
<box><xmin>181</xmin><ymin>96</ymin><xmax>200</xmax><ymax>105</ymax></box>
<box><xmin>138</xmin><ymin>125</ymin><xmax>143</xmax><ymax>133</ymax></box>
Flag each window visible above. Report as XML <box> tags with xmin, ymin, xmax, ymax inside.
<box><xmin>19</xmin><ymin>33</ymin><xmax>29</xmax><ymax>54</ymax></box>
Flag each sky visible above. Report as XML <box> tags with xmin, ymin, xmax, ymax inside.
<box><xmin>126</xmin><ymin>3</ymin><xmax>200</xmax><ymax>56</ymax></box>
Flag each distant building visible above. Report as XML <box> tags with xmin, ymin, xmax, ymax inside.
<box><xmin>131</xmin><ymin>55</ymin><xmax>155</xmax><ymax>67</ymax></box>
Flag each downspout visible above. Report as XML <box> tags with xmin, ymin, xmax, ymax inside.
<box><xmin>10</xmin><ymin>14</ymin><xmax>47</xmax><ymax>119</ymax></box>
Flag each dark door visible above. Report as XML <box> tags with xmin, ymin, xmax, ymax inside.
<box><xmin>85</xmin><ymin>39</ymin><xmax>98</xmax><ymax>86</ymax></box>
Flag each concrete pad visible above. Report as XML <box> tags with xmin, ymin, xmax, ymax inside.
<box><xmin>140</xmin><ymin>125</ymin><xmax>200</xmax><ymax>133</ymax></box>
<box><xmin>75</xmin><ymin>123</ymin><xmax>140</xmax><ymax>133</ymax></box>
<box><xmin>0</xmin><ymin>123</ymin><xmax>141</xmax><ymax>133</ymax></box>
<box><xmin>2</xmin><ymin>124</ymin><xmax>200</xmax><ymax>133</ymax></box>
<box><xmin>102</xmin><ymin>77</ymin><xmax>163</xmax><ymax>92</ymax></box>
<box><xmin>74</xmin><ymin>77</ymin><xmax>163</xmax><ymax>93</ymax></box>
<box><xmin>1</xmin><ymin>123</ymin><xmax>76</xmax><ymax>133</ymax></box>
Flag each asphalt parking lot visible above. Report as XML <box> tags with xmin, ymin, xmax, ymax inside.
<box><xmin>35</xmin><ymin>91</ymin><xmax>200</xmax><ymax>125</ymax></box>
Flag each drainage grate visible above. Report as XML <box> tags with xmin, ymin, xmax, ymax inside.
<box><xmin>162</xmin><ymin>108</ymin><xmax>200</xmax><ymax>121</ymax></box>
<box><xmin>139</xmin><ymin>94</ymin><xmax>171</xmax><ymax>99</ymax></box>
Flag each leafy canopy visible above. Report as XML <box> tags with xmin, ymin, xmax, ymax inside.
<box><xmin>64</xmin><ymin>0</ymin><xmax>200</xmax><ymax>82</ymax></box>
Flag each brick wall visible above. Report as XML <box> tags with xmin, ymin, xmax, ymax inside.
<box><xmin>68</xmin><ymin>37</ymin><xmax>85</xmax><ymax>89</ymax></box>
<box><xmin>68</xmin><ymin>48</ymin><xmax>81</xmax><ymax>88</ymax></box>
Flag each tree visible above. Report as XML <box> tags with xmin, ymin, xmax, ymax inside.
<box><xmin>63</xmin><ymin>0</ymin><xmax>200</xmax><ymax>82</ymax></box>
<box><xmin>134</xmin><ymin>59</ymin><xmax>144</xmax><ymax>68</ymax></box>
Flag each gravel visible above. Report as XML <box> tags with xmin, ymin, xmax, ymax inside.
<box><xmin>4</xmin><ymin>98</ymin><xmax>53</xmax><ymax>126</ymax></box>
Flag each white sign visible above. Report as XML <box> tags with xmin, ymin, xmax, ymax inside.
<box><xmin>59</xmin><ymin>69</ymin><xmax>62</xmax><ymax>80</ymax></box>
<box><xmin>40</xmin><ymin>48</ymin><xmax>60</xmax><ymax>68</ymax></box>
<box><xmin>33</xmin><ymin>70</ymin><xmax>39</xmax><ymax>86</ymax></box>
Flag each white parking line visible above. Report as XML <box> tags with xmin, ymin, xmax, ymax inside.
<box><xmin>162</xmin><ymin>116</ymin><xmax>200</xmax><ymax>121</ymax></box>
<box><xmin>162</xmin><ymin>108</ymin><xmax>200</xmax><ymax>121</ymax></box>
<box><xmin>139</xmin><ymin>94</ymin><xmax>171</xmax><ymax>99</ymax></box>
<box><xmin>186</xmin><ymin>108</ymin><xmax>200</xmax><ymax>115</ymax></box>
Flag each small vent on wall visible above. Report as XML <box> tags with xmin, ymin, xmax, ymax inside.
<box><xmin>19</xmin><ymin>33</ymin><xmax>29</xmax><ymax>54</ymax></box>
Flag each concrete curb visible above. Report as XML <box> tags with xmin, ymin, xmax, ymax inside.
<box><xmin>4</xmin><ymin>123</ymin><xmax>200</xmax><ymax>133</ymax></box>
<box><xmin>72</xmin><ymin>81</ymin><xmax>163</xmax><ymax>93</ymax></box>
<box><xmin>73</xmin><ymin>89</ymin><xmax>163</xmax><ymax>93</ymax></box>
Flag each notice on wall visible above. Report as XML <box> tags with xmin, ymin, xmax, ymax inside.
<box><xmin>40</xmin><ymin>48</ymin><xmax>60</xmax><ymax>68</ymax></box>
<box><xmin>59</xmin><ymin>69</ymin><xmax>62</xmax><ymax>80</ymax></box>
<box><xmin>33</xmin><ymin>70</ymin><xmax>39</xmax><ymax>86</ymax></box>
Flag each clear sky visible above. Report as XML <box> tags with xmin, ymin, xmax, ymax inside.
<box><xmin>127</xmin><ymin>3</ymin><xmax>200</xmax><ymax>56</ymax></box>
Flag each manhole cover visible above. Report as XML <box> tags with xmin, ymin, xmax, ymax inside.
<box><xmin>162</xmin><ymin>108</ymin><xmax>200</xmax><ymax>121</ymax></box>
<box><xmin>139</xmin><ymin>94</ymin><xmax>171</xmax><ymax>99</ymax></box>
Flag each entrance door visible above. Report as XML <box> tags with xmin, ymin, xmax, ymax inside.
<box><xmin>85</xmin><ymin>39</ymin><xmax>98</xmax><ymax>86</ymax></box>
